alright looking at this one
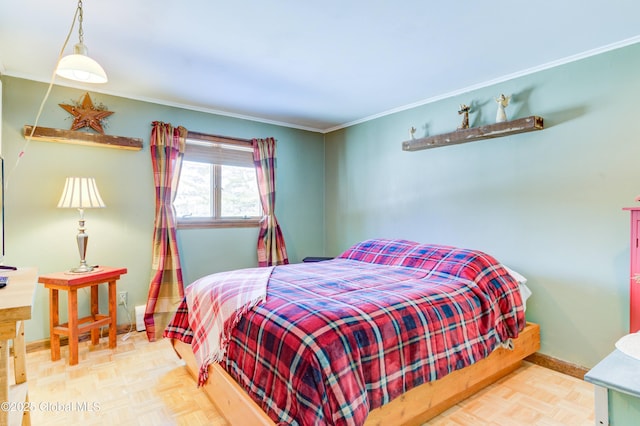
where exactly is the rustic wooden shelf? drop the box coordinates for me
[402,115,544,152]
[24,125,143,151]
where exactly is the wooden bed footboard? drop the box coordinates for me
[171,322,540,425]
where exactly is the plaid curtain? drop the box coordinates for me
[253,137,289,266]
[145,121,187,341]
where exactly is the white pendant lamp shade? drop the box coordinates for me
[56,42,108,84]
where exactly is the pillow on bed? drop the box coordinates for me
[502,265,532,311]
[338,238,425,266]
[339,239,504,282]
[340,238,532,309]
[502,265,527,285]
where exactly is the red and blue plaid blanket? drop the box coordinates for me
[165,239,525,425]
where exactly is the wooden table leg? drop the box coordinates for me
[14,321,27,385]
[14,321,31,425]
[0,338,8,426]
[49,288,60,362]
[90,285,100,345]
[68,289,79,365]
[108,280,117,349]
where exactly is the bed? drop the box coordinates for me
[165,238,540,425]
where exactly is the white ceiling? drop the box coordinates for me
[1,1,640,133]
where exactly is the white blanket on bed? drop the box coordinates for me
[185,266,274,385]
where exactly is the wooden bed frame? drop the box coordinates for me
[171,322,540,425]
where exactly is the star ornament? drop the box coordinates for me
[59,92,114,134]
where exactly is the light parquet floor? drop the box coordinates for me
[22,332,223,425]
[17,331,594,425]
[425,362,595,426]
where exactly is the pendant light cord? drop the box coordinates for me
[77,1,84,45]
[5,2,81,193]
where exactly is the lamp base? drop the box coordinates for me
[69,263,95,274]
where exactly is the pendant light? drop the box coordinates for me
[56,0,107,84]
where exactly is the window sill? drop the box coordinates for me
[177,218,261,229]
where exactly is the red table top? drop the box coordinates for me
[38,266,128,287]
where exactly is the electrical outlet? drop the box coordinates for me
[118,291,127,306]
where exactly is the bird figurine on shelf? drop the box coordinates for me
[495,94,511,123]
[409,126,416,140]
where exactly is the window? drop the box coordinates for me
[174,132,262,228]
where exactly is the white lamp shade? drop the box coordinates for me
[57,177,106,209]
[56,43,108,84]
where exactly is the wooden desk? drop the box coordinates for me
[38,267,127,366]
[0,267,37,426]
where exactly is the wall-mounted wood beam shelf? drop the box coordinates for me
[24,125,143,151]
[402,115,544,152]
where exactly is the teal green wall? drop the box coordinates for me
[0,76,324,342]
[5,42,640,370]
[324,43,640,368]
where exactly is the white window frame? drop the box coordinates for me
[176,132,261,229]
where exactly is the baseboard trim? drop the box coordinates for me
[26,324,138,353]
[525,352,589,380]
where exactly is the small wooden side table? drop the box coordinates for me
[38,267,127,366]
[0,267,37,426]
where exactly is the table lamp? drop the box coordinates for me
[57,177,105,273]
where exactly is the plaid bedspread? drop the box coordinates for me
[165,239,525,425]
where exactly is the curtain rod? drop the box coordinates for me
[187,130,253,145]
